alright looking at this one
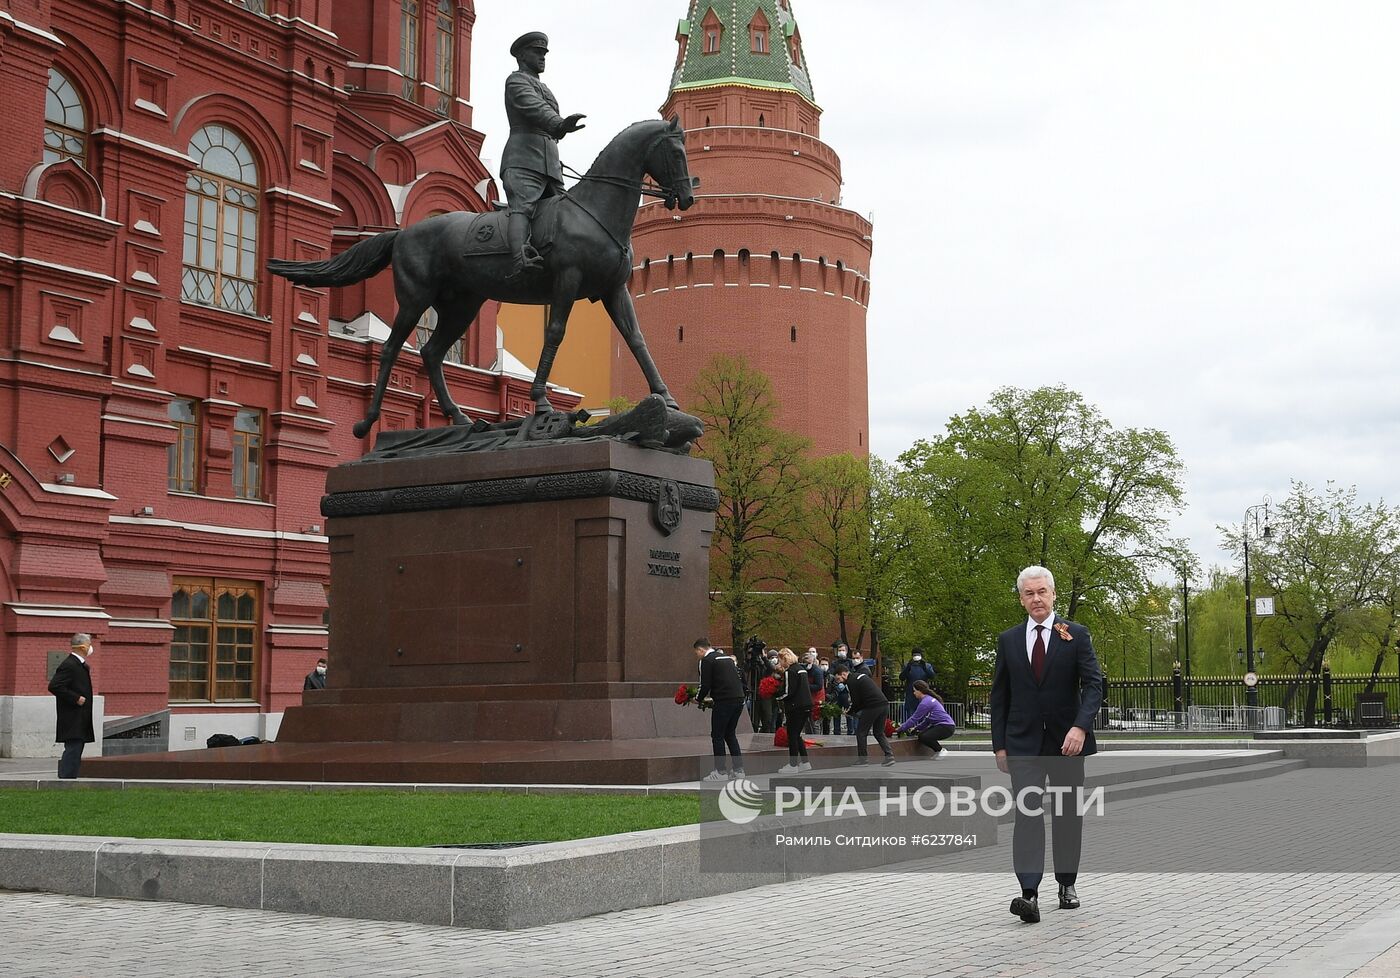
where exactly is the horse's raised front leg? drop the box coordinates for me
[420,296,485,427]
[529,271,582,414]
[354,300,427,438]
[602,284,676,409]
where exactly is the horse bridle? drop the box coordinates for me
[565,129,697,206]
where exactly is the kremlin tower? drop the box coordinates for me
[615,0,873,457]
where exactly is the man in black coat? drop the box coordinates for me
[990,566,1103,924]
[48,632,97,779]
[303,657,328,694]
[830,661,894,767]
[694,638,746,781]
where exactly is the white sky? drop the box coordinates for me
[468,1,1400,569]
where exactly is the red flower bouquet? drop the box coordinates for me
[758,675,782,700]
[674,684,696,706]
[884,717,897,738]
[773,727,821,749]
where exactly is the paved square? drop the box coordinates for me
[3,868,1398,977]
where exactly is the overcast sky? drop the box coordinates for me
[468,1,1400,570]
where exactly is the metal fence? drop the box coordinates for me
[914,671,1399,731]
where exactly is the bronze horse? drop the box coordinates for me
[268,117,695,438]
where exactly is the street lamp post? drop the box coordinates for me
[1148,627,1155,717]
[1121,634,1128,716]
[1242,496,1272,710]
[1180,562,1192,708]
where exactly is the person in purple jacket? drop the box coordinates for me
[895,680,956,756]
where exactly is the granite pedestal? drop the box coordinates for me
[89,439,758,785]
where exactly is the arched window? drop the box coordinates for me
[401,0,421,100]
[434,0,455,115]
[44,68,87,167]
[182,125,260,314]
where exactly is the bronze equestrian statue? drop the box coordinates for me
[267,115,695,440]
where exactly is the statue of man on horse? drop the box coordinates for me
[502,31,587,280]
[266,32,700,449]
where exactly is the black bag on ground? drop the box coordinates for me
[206,733,241,748]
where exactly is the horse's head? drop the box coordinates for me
[647,116,696,211]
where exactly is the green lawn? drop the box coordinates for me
[0,788,701,847]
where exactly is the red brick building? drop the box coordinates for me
[0,0,574,755]
[615,0,872,459]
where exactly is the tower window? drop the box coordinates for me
[678,325,684,343]
[701,8,723,54]
[790,325,797,343]
[758,113,765,128]
[750,9,770,55]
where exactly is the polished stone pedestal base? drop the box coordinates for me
[83,734,928,785]
[89,441,733,785]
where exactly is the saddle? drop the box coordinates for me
[466,197,563,259]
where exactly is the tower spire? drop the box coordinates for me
[669,1,815,106]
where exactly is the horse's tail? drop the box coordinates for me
[266,229,399,286]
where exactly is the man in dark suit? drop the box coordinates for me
[990,566,1103,924]
[502,31,586,278]
[48,632,97,779]
[303,657,327,695]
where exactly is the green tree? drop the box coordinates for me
[937,386,1186,620]
[1223,482,1400,721]
[890,386,1187,697]
[802,453,869,649]
[801,455,914,655]
[691,355,811,653]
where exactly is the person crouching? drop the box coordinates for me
[896,680,956,756]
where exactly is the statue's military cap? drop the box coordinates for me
[510,32,549,57]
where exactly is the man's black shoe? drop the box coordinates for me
[1058,884,1079,909]
[1009,895,1040,923]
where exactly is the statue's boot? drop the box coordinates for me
[506,212,544,280]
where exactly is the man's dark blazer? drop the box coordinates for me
[48,654,94,744]
[990,616,1103,757]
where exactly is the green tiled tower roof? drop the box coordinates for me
[670,0,815,105]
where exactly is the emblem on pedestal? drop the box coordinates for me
[654,479,682,535]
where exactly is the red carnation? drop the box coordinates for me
[774,725,789,748]
[674,683,690,705]
[759,675,782,699]
[884,717,896,738]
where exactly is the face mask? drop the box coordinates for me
[316,665,327,675]
[912,656,922,662]
[769,658,779,667]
